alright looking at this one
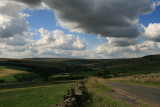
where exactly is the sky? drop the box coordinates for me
[0,0,160,59]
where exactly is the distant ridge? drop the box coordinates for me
[1,54,160,61]
[141,54,160,59]
[142,54,160,58]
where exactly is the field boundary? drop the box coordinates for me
[53,81,90,107]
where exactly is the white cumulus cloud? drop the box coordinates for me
[36,28,88,50]
[143,23,160,42]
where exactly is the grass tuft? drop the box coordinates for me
[85,77,132,107]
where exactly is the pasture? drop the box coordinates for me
[0,65,31,83]
[0,69,29,77]
[0,82,76,107]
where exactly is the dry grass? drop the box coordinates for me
[85,77,112,91]
[0,69,29,77]
[85,77,132,107]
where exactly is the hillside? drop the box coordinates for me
[0,55,160,82]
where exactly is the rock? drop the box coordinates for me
[75,87,83,95]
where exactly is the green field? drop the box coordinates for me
[0,65,27,71]
[0,82,76,107]
[0,65,31,83]
[0,68,29,77]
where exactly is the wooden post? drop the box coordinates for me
[64,95,66,101]
[67,90,70,95]
[71,89,75,96]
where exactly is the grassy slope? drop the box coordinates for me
[0,55,160,82]
[0,82,76,107]
[85,77,132,107]
[0,65,27,71]
[0,65,31,82]
[0,69,29,77]
[1,55,160,78]
[87,55,160,77]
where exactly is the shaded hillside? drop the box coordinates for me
[0,55,160,80]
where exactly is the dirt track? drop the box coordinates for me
[107,81,160,106]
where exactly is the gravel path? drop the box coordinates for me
[107,81,160,106]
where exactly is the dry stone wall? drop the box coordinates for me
[53,81,90,107]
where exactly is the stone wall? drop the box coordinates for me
[53,81,90,107]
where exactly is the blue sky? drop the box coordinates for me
[0,0,160,58]
[139,5,160,26]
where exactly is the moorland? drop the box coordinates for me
[0,55,160,107]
